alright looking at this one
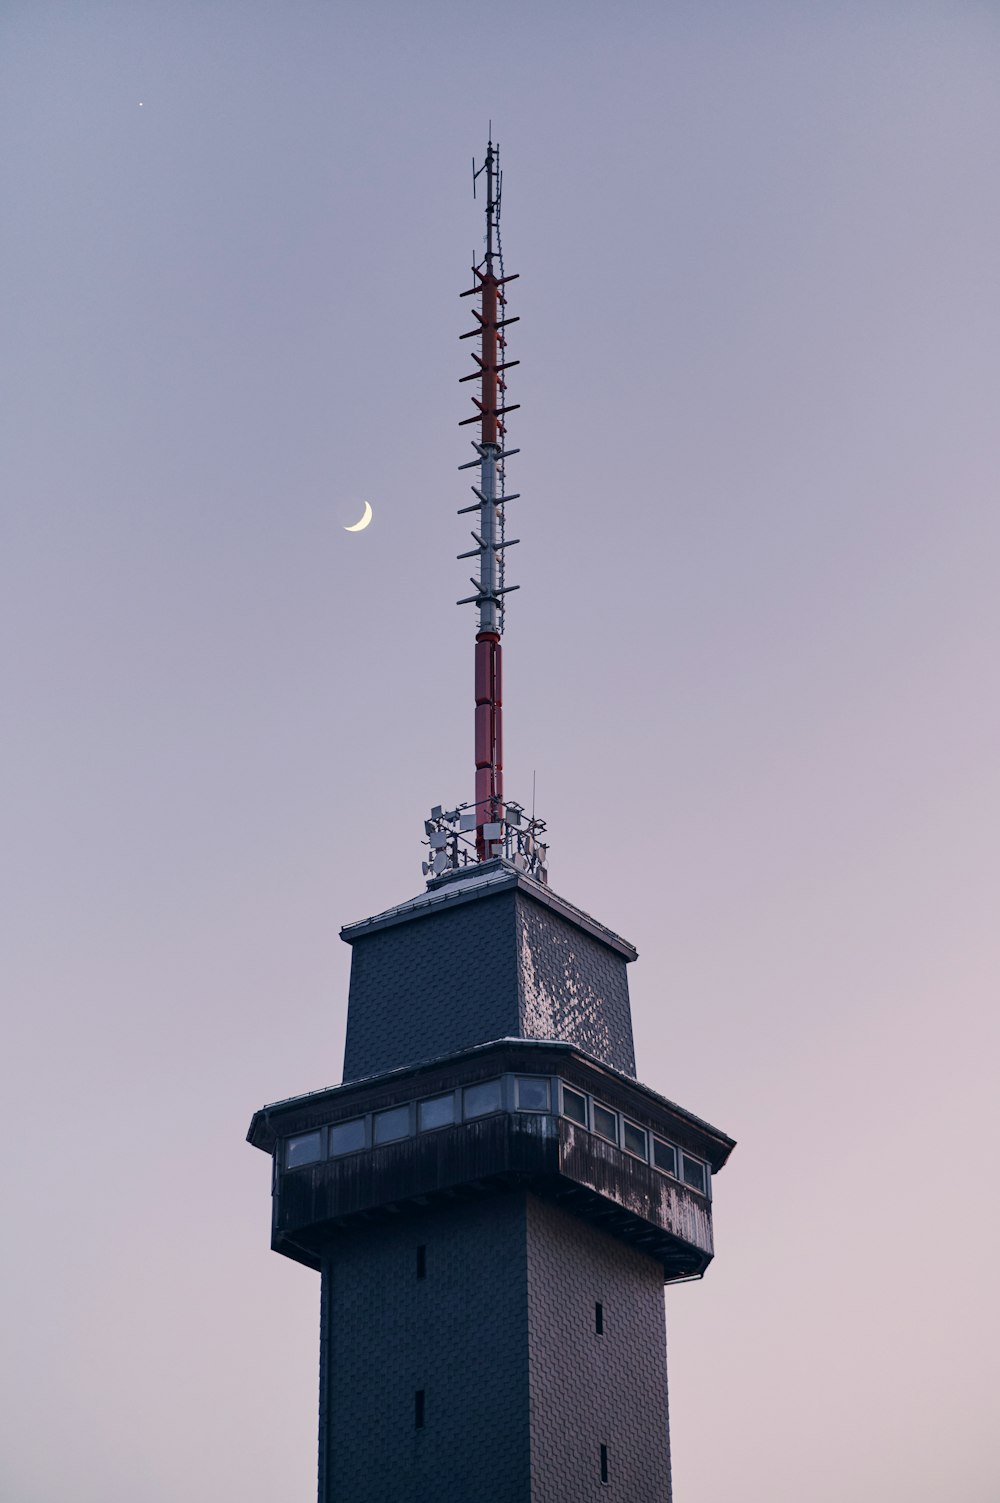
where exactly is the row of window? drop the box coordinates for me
[560,1084,708,1194]
[285,1076,542,1168]
[284,1074,708,1195]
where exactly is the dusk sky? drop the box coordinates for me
[3,4,999,1500]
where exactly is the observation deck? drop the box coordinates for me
[248,1037,735,1283]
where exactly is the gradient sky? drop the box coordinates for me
[3,4,998,1501]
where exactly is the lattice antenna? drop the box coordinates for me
[456,137,522,859]
[420,139,547,886]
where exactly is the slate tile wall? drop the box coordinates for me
[342,891,522,1082]
[515,895,636,1077]
[318,1193,531,1503]
[317,1191,671,1503]
[525,1196,672,1503]
[342,888,636,1083]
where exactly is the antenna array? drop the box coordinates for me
[420,135,547,886]
[421,802,548,884]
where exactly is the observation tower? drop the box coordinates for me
[248,138,735,1503]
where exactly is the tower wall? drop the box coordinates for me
[525,1196,672,1503]
[318,1195,530,1503]
[317,1192,671,1503]
[341,879,637,1083]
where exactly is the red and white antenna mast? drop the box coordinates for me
[458,137,520,859]
[420,137,548,885]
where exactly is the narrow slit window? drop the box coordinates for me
[600,1443,609,1484]
[414,1389,425,1429]
[416,1245,427,1280]
[595,1301,604,1335]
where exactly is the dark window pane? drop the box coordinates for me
[463,1079,502,1118]
[622,1121,647,1159]
[593,1104,618,1143]
[418,1094,455,1131]
[562,1087,588,1126]
[373,1106,410,1144]
[682,1154,707,1192]
[652,1138,677,1176]
[330,1118,365,1157]
[516,1077,550,1111]
[286,1131,322,1168]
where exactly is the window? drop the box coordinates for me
[600,1443,609,1484]
[416,1245,427,1280]
[418,1093,455,1131]
[622,1120,647,1159]
[682,1154,707,1193]
[329,1118,365,1157]
[592,1103,618,1144]
[516,1076,550,1111]
[286,1131,322,1169]
[463,1079,502,1119]
[562,1086,588,1126]
[652,1138,677,1176]
[414,1390,425,1429]
[373,1105,410,1144]
[595,1301,604,1335]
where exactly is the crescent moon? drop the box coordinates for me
[344,500,373,532]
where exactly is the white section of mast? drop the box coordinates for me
[478,446,499,635]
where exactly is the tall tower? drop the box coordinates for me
[248,139,735,1503]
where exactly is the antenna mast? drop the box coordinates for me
[459,137,520,859]
[420,137,547,886]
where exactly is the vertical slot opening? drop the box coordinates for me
[595,1301,604,1335]
[416,1244,427,1280]
[415,1389,425,1429]
[600,1443,609,1484]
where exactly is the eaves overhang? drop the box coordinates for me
[338,859,638,962]
[247,1035,736,1171]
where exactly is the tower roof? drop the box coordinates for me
[341,858,637,962]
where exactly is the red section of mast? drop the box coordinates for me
[474,633,502,857]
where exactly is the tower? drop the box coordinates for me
[248,139,735,1503]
